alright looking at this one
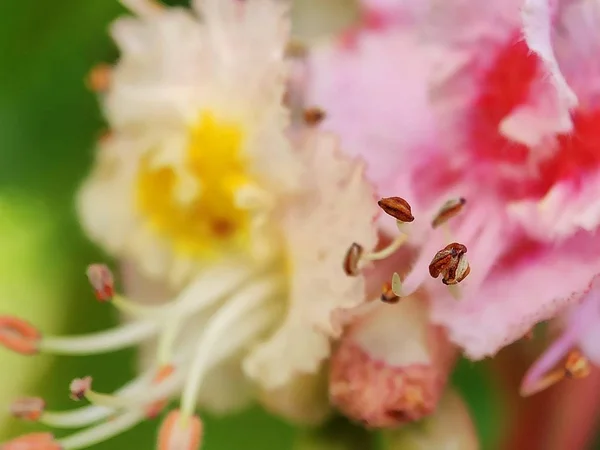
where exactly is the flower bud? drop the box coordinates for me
[330,296,455,428]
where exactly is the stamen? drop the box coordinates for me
[432,198,466,228]
[146,365,176,418]
[70,377,93,401]
[428,243,470,285]
[40,320,157,355]
[377,197,415,223]
[343,243,364,276]
[86,64,111,93]
[380,282,400,304]
[10,397,45,421]
[39,266,255,355]
[158,410,203,450]
[86,264,114,302]
[0,432,60,450]
[521,350,591,397]
[57,410,145,450]
[391,238,445,298]
[362,233,408,262]
[0,316,40,355]
[70,376,146,411]
[179,276,278,418]
[303,107,326,126]
[565,350,591,379]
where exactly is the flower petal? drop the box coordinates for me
[307,28,437,197]
[243,130,378,388]
[521,0,578,112]
[552,0,600,102]
[509,170,600,241]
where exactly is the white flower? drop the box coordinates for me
[0,1,378,448]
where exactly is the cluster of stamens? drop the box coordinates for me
[0,263,206,450]
[343,195,470,303]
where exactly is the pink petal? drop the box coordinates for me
[509,170,600,241]
[552,0,600,102]
[307,29,437,196]
[430,231,600,359]
[521,0,578,112]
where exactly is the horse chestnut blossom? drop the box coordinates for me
[307,0,600,401]
[0,0,383,448]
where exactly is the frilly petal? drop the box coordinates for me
[243,130,379,388]
[552,0,600,103]
[521,0,578,112]
[307,28,437,196]
[509,170,600,241]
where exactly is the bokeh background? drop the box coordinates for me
[0,1,581,448]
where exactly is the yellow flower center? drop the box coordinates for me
[136,112,252,259]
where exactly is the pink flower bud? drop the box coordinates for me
[330,297,455,428]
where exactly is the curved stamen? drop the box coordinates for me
[179,276,280,418]
[392,236,445,298]
[86,264,114,302]
[38,304,279,431]
[0,316,40,355]
[58,410,145,450]
[39,320,157,355]
[362,232,408,262]
[112,263,256,320]
[520,324,580,397]
[38,265,257,355]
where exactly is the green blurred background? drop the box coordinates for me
[0,1,504,448]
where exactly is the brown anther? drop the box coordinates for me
[380,282,400,304]
[432,197,466,228]
[428,243,470,285]
[565,350,591,379]
[303,107,326,126]
[10,397,45,422]
[158,410,203,450]
[86,63,112,92]
[69,376,92,401]
[343,243,364,276]
[377,197,414,222]
[0,316,40,355]
[146,365,175,419]
[0,432,61,450]
[86,264,114,302]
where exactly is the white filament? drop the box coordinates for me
[59,410,144,450]
[179,276,279,416]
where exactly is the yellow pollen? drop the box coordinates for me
[136,111,252,259]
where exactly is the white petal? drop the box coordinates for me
[244,130,379,388]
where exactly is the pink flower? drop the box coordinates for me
[307,0,600,365]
